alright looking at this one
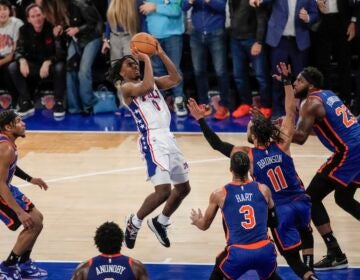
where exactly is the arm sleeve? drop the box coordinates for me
[198,118,234,158]
[14,166,32,182]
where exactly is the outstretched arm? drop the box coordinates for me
[190,190,222,230]
[273,63,296,153]
[154,42,182,90]
[15,166,48,190]
[187,98,236,157]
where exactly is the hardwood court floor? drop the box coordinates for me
[0,132,359,266]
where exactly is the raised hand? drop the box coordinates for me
[187,98,206,120]
[272,62,291,82]
[155,40,164,56]
[131,46,149,61]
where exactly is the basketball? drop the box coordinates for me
[130,32,157,56]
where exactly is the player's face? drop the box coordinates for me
[12,116,26,138]
[120,58,140,80]
[293,74,309,99]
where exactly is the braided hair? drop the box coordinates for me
[250,115,283,146]
[109,55,138,86]
[94,222,124,254]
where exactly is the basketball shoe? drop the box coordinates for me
[17,259,47,278]
[124,214,140,249]
[0,263,21,280]
[313,254,348,271]
[147,216,170,247]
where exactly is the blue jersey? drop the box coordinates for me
[87,254,135,280]
[222,181,268,245]
[0,135,17,186]
[251,143,305,205]
[310,90,360,152]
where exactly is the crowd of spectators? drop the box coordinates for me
[0,0,359,120]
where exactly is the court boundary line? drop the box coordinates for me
[27,130,248,136]
[36,260,360,268]
[17,155,328,187]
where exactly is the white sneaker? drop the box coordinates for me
[174,96,188,117]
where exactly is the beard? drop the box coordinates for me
[294,89,308,99]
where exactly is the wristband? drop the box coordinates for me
[282,76,292,86]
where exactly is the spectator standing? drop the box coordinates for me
[251,0,318,119]
[312,0,359,108]
[182,0,230,120]
[140,0,187,117]
[8,3,66,117]
[229,0,271,119]
[102,0,144,65]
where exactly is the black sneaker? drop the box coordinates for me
[17,100,35,117]
[314,254,348,271]
[53,101,66,117]
[124,214,140,249]
[147,216,170,247]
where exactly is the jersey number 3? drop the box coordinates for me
[239,205,256,229]
[267,166,288,192]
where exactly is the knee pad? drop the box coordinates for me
[300,227,314,250]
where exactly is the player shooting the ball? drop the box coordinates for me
[111,36,191,249]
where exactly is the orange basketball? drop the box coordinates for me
[130,32,157,56]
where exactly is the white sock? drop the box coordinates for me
[131,214,142,228]
[157,213,170,225]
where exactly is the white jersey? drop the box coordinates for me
[126,84,171,133]
[124,83,189,182]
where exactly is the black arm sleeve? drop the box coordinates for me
[267,206,278,228]
[198,118,234,158]
[14,166,32,182]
